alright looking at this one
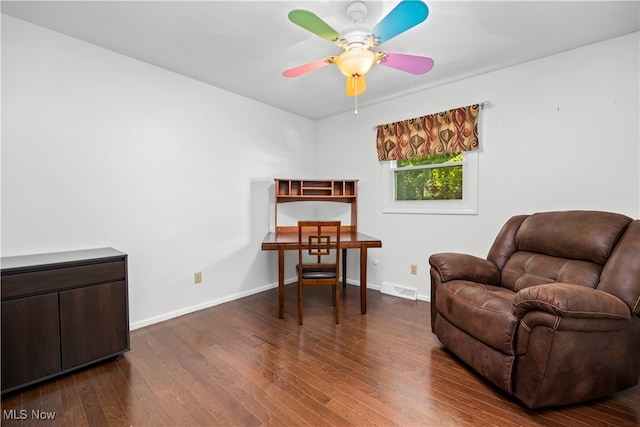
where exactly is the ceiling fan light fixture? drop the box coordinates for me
[335,47,376,77]
[284,1,433,98]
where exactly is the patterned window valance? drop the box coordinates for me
[376,104,480,161]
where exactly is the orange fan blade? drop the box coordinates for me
[346,76,366,96]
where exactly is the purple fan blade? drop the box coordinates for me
[380,52,434,75]
[283,58,333,77]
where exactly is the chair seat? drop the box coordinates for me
[296,265,337,279]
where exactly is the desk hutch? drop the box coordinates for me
[274,178,358,233]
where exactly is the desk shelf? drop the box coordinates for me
[276,179,356,200]
[274,179,358,232]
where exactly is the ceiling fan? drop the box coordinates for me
[283,0,434,97]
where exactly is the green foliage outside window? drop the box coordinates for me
[395,152,463,200]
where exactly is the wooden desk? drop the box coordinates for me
[262,231,382,319]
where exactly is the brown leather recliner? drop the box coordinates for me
[429,210,640,409]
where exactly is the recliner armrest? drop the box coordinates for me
[429,253,500,285]
[512,283,631,321]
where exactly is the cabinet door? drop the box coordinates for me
[59,280,129,369]
[1,294,61,391]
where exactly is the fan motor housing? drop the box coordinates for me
[346,1,368,23]
[339,26,373,48]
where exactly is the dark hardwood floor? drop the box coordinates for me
[2,284,639,426]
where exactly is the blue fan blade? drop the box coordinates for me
[371,1,429,45]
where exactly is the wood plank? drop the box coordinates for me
[2,285,638,426]
[57,372,88,426]
[72,369,110,427]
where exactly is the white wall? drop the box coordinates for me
[315,32,640,300]
[1,15,316,327]
[2,15,638,326]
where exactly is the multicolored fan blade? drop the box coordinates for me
[283,57,334,78]
[288,10,341,42]
[371,1,429,45]
[346,76,367,96]
[379,52,434,75]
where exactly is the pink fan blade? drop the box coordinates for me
[283,58,334,77]
[379,52,434,75]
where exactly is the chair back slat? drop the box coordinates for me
[296,221,341,325]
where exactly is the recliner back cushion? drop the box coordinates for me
[514,211,631,265]
[500,211,632,292]
[501,252,602,292]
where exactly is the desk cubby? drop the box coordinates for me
[274,179,358,233]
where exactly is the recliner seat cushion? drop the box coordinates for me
[436,280,519,355]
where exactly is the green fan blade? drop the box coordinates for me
[288,10,341,43]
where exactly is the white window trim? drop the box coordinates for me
[381,151,478,215]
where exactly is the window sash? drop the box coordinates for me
[395,160,463,171]
[394,163,464,201]
[382,152,478,215]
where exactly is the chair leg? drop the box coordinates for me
[335,282,340,324]
[342,248,347,289]
[298,281,303,325]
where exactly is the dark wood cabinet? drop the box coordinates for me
[1,248,129,394]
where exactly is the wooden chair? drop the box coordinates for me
[296,221,341,325]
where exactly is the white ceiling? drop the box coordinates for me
[3,1,639,120]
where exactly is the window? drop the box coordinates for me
[382,151,478,214]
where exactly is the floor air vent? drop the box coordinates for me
[380,282,418,301]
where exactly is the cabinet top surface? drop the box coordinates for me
[1,247,126,272]
[274,178,359,182]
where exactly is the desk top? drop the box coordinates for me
[261,231,382,250]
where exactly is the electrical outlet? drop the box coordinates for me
[410,264,417,275]
[194,272,202,284]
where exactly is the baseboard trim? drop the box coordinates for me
[129,277,426,330]
[130,278,296,330]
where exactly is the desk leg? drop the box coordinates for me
[360,246,368,314]
[342,248,347,289]
[278,245,285,319]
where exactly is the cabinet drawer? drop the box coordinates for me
[1,260,126,299]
